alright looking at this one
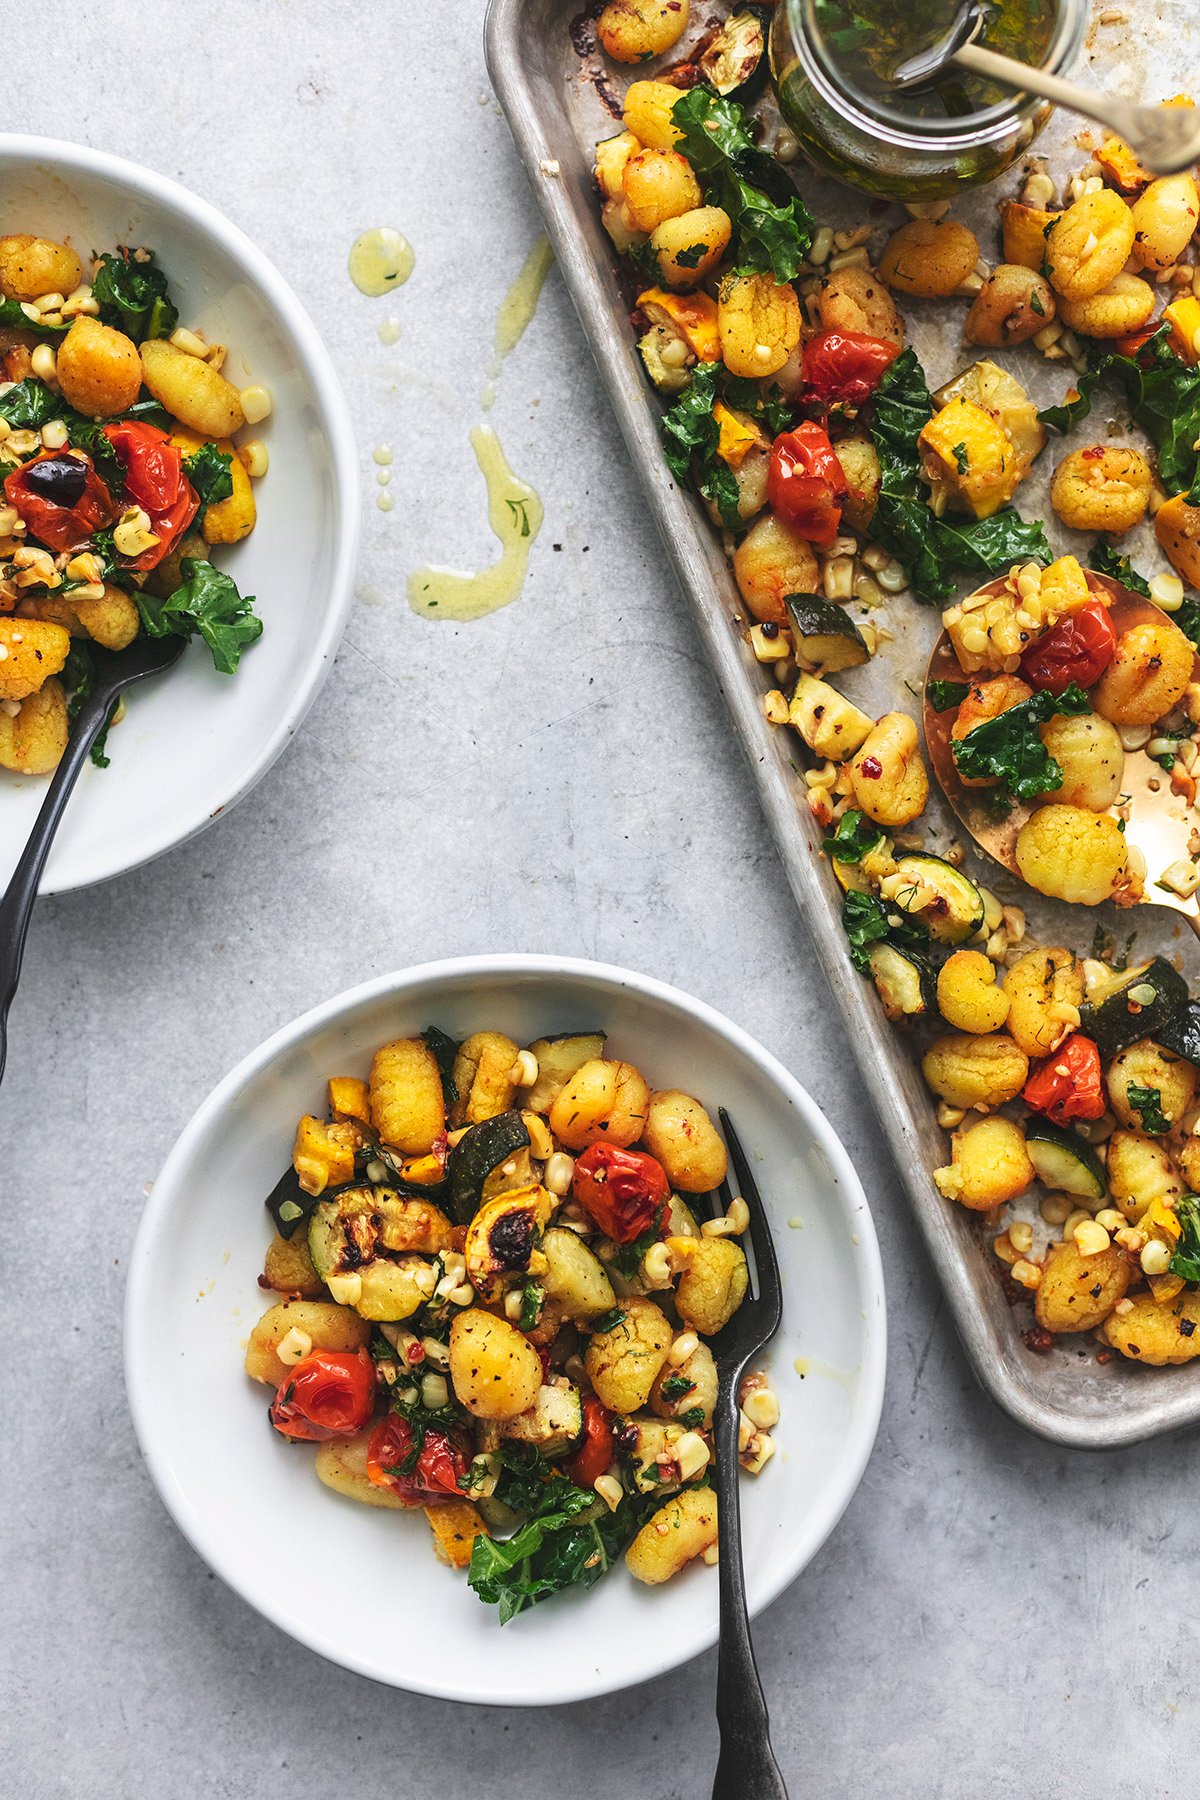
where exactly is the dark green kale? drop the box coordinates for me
[669,87,812,281]
[61,642,117,769]
[950,682,1091,800]
[822,808,885,864]
[467,1476,639,1623]
[841,889,928,975]
[136,558,263,675]
[1086,541,1151,597]
[0,298,67,337]
[925,679,971,713]
[182,442,235,508]
[1127,1083,1170,1136]
[92,248,178,341]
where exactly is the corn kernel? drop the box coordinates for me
[1073,1219,1112,1256]
[743,1385,780,1430]
[543,1151,575,1196]
[240,384,272,425]
[1008,1220,1034,1255]
[240,438,269,479]
[594,1473,624,1512]
[1140,1239,1173,1275]
[276,1326,312,1366]
[170,326,209,358]
[325,1271,363,1306]
[30,344,57,383]
[676,1432,711,1482]
[667,1331,699,1368]
[510,1049,539,1087]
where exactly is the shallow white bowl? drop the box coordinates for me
[125,955,886,1705]
[0,136,358,894]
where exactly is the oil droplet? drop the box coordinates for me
[407,424,542,623]
[493,235,555,365]
[349,229,414,297]
[376,468,391,486]
[377,492,394,513]
[373,445,393,466]
[377,318,402,345]
[794,1354,858,1390]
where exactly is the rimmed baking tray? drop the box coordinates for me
[485,0,1200,1446]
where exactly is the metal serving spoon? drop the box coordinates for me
[892,0,1200,177]
[921,572,1200,938]
[0,632,186,1084]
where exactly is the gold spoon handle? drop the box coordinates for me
[954,42,1200,175]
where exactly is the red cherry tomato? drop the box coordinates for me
[767,422,848,549]
[4,452,116,553]
[268,1349,376,1442]
[1023,1033,1107,1123]
[571,1143,670,1245]
[1112,323,1161,360]
[366,1414,469,1506]
[566,1394,615,1488]
[1019,598,1117,694]
[102,420,199,570]
[801,330,900,406]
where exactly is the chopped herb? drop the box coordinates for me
[518,1279,545,1333]
[841,889,928,975]
[1170,1193,1200,1284]
[506,497,532,537]
[950,681,1091,801]
[925,678,971,713]
[1127,1083,1170,1135]
[1030,290,1046,317]
[467,1475,639,1622]
[660,1373,695,1402]
[822,808,885,864]
[590,1307,628,1336]
[951,442,970,475]
[136,557,263,675]
[677,1407,707,1429]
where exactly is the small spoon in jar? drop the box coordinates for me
[921,571,1200,937]
[892,0,1200,177]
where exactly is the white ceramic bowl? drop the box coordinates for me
[125,956,886,1705]
[0,136,358,893]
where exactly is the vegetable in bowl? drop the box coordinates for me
[245,1024,779,1621]
[0,233,267,774]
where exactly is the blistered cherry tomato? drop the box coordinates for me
[1020,598,1117,694]
[102,420,199,570]
[366,1414,469,1506]
[766,421,848,548]
[566,1394,615,1488]
[1023,1033,1106,1123]
[571,1143,670,1245]
[802,330,900,406]
[4,451,115,552]
[268,1349,376,1442]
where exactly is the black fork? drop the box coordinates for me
[708,1108,788,1800]
[0,633,186,1085]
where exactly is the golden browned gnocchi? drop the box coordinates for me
[1044,189,1136,300]
[1129,173,1200,271]
[0,233,82,300]
[1106,1131,1183,1219]
[0,618,71,701]
[812,265,904,346]
[451,1030,520,1126]
[584,1296,673,1411]
[370,1037,446,1153]
[597,0,689,63]
[626,1487,719,1584]
[1001,948,1083,1059]
[622,78,685,148]
[641,1090,727,1191]
[448,1310,543,1420]
[717,270,802,378]
[140,336,246,438]
[733,512,820,625]
[55,316,143,418]
[1050,444,1151,536]
[1056,271,1155,339]
[1038,713,1124,812]
[1092,619,1195,726]
[244,1300,370,1387]
[1100,1291,1200,1364]
[1013,806,1128,906]
[675,1237,749,1336]
[0,678,68,774]
[936,950,1010,1035]
[548,1057,650,1149]
[651,206,733,289]
[1035,1240,1132,1333]
[879,217,980,298]
[1106,1039,1197,1133]
[848,712,930,826]
[935,1116,1033,1210]
[963,264,1056,346]
[621,148,702,232]
[921,1033,1029,1109]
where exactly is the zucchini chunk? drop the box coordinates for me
[307,1185,455,1281]
[889,853,985,945]
[1157,999,1200,1069]
[1025,1119,1106,1203]
[463,1183,553,1302]
[786,593,870,674]
[524,1033,607,1114]
[265,1165,313,1240]
[867,942,934,1021]
[541,1226,617,1320]
[447,1110,531,1225]
[1079,957,1189,1060]
[497,1383,584,1458]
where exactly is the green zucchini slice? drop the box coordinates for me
[890,853,985,945]
[524,1032,606,1113]
[1025,1119,1106,1202]
[1078,957,1189,1060]
[867,942,934,1021]
[307,1185,453,1279]
[786,593,870,674]
[447,1109,531,1225]
[1156,999,1200,1068]
[265,1166,313,1240]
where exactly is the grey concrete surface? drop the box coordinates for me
[0,4,1190,1797]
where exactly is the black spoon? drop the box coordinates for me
[0,632,185,1084]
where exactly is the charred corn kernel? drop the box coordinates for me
[676,1432,711,1482]
[1141,1239,1173,1275]
[509,1049,539,1087]
[636,287,720,362]
[276,1326,313,1366]
[1096,1209,1126,1232]
[326,1271,363,1306]
[667,1331,700,1368]
[713,401,761,468]
[1010,1260,1042,1289]
[742,1431,776,1475]
[448,1282,475,1307]
[1008,1220,1034,1255]
[702,1541,722,1566]
[239,385,272,425]
[1149,571,1185,611]
[763,688,789,725]
[240,438,269,478]
[543,1150,575,1196]
[63,550,102,585]
[412,1263,438,1298]
[421,1373,449,1410]
[39,420,67,451]
[937,1103,967,1128]
[520,1110,553,1161]
[992,1231,1018,1264]
[12,545,60,588]
[61,283,98,318]
[1063,1209,1092,1239]
[112,506,159,559]
[742,1385,780,1430]
[169,326,209,358]
[30,344,56,383]
[642,1241,674,1288]
[702,1197,749,1238]
[594,1473,625,1512]
[1073,1219,1112,1255]
[421,1335,451,1368]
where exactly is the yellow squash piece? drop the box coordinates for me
[918,396,1018,519]
[1164,294,1200,365]
[636,287,720,362]
[328,1076,371,1125]
[713,402,761,468]
[292,1115,358,1196]
[1096,97,1195,193]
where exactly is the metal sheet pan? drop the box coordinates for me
[485,0,1200,1446]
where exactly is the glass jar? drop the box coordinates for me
[769,0,1087,201]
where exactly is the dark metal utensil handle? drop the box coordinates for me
[0,681,116,1082]
[711,1376,788,1800]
